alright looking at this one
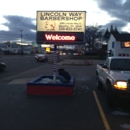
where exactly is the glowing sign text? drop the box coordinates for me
[121,41,130,48]
[45,34,75,41]
[124,42,130,47]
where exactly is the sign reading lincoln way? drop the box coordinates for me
[36,11,86,45]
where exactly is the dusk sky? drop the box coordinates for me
[0,0,130,44]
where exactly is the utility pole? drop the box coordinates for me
[19,30,28,55]
[20,30,23,55]
[20,30,23,43]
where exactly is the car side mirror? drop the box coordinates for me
[102,65,108,69]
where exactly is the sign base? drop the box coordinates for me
[26,75,75,96]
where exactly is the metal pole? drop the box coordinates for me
[20,30,23,43]
[20,30,23,55]
[57,45,60,60]
[53,45,57,82]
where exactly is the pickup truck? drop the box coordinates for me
[96,56,130,106]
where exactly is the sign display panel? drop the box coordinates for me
[36,11,86,45]
[37,32,84,44]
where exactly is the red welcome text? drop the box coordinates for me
[45,34,75,41]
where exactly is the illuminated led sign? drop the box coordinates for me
[45,34,75,41]
[46,47,50,52]
[36,11,86,44]
[37,32,84,44]
[121,41,130,48]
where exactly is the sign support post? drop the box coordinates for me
[53,44,57,82]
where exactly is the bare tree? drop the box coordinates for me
[85,25,103,51]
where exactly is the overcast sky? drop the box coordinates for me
[0,0,129,43]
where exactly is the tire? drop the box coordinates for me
[1,66,5,72]
[37,59,39,62]
[46,58,48,62]
[106,83,116,106]
[96,76,103,90]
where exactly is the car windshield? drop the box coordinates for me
[37,54,45,56]
[110,59,130,71]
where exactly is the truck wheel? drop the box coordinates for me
[45,58,48,62]
[1,66,5,72]
[97,78,103,90]
[106,83,116,106]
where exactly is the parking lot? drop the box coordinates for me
[0,56,130,130]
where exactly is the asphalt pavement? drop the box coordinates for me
[0,58,106,130]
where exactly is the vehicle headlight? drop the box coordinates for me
[114,81,127,90]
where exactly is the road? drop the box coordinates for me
[0,55,47,80]
[0,54,67,80]
[0,55,130,130]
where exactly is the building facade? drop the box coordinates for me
[107,34,130,57]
